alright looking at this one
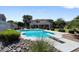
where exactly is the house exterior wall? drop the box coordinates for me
[0,21,10,31]
[0,14,6,22]
[0,14,17,31]
[0,21,17,31]
[30,20,52,25]
[30,19,52,29]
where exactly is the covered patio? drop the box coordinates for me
[30,24,51,29]
[30,19,52,30]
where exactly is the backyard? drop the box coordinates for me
[0,7,79,52]
[0,30,58,52]
[0,27,79,52]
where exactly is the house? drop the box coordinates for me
[30,19,53,30]
[0,14,17,31]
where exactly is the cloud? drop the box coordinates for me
[63,6,79,9]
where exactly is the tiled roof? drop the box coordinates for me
[32,19,53,21]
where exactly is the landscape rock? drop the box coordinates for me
[0,40,31,52]
[2,47,10,52]
[16,47,21,52]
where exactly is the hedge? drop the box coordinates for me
[0,30,20,45]
[58,29,65,32]
[69,29,74,34]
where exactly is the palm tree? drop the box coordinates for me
[23,15,32,28]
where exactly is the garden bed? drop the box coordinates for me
[63,34,79,42]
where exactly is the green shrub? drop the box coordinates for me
[51,28,55,31]
[0,30,20,45]
[75,28,79,33]
[30,40,57,52]
[58,29,65,32]
[69,29,74,34]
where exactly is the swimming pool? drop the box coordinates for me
[18,29,65,44]
[18,29,54,38]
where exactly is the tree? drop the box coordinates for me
[7,20,14,23]
[67,16,79,29]
[7,20,17,25]
[23,15,32,28]
[74,15,79,19]
[48,20,56,29]
[55,18,66,29]
[17,22,24,27]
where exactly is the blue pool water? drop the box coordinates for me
[18,29,54,38]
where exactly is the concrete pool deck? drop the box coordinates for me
[20,29,79,52]
[46,30,79,52]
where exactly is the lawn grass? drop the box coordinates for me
[64,29,69,33]
[51,28,69,33]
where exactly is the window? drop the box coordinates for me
[36,20,40,23]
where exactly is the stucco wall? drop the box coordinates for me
[0,23,11,31]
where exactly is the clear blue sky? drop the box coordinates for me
[0,6,79,22]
